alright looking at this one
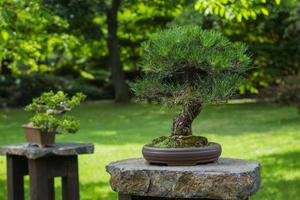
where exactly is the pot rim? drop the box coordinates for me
[22,124,56,134]
[143,142,221,151]
[22,124,40,129]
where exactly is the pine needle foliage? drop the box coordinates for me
[132,26,251,106]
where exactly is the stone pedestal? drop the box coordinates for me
[0,143,94,200]
[0,142,94,159]
[106,158,260,200]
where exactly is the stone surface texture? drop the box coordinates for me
[106,158,260,200]
[0,142,94,159]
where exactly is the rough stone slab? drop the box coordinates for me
[0,142,94,159]
[106,158,260,200]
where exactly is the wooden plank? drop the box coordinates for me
[48,178,55,200]
[7,155,28,200]
[7,154,81,200]
[28,159,55,200]
[62,156,79,200]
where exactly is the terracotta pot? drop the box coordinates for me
[23,125,56,147]
[142,143,222,166]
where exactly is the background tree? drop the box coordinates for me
[106,0,130,103]
[0,0,79,75]
[43,0,187,103]
[132,26,250,139]
[105,0,188,102]
[0,0,299,107]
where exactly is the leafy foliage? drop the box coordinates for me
[0,0,299,107]
[25,91,86,134]
[195,0,281,21]
[230,0,300,93]
[0,74,104,108]
[172,0,300,94]
[0,0,84,75]
[0,0,187,105]
[132,26,250,106]
[261,75,300,113]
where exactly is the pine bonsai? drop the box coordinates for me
[132,26,251,148]
[24,91,86,134]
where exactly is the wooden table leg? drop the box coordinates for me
[62,156,79,200]
[48,178,55,200]
[28,159,55,200]
[7,155,28,200]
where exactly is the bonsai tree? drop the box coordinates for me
[24,91,86,134]
[132,26,251,148]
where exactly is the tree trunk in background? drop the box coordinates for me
[172,102,202,136]
[107,0,130,103]
[0,59,12,75]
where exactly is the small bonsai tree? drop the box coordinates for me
[25,91,86,134]
[132,26,251,147]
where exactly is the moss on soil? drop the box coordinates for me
[147,135,210,148]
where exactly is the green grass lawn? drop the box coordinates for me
[0,101,299,199]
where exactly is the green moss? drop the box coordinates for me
[155,138,177,148]
[147,135,209,148]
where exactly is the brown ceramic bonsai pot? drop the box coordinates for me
[23,125,56,147]
[142,143,222,166]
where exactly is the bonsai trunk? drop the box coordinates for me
[172,102,202,136]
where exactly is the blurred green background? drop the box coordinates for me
[1,0,299,105]
[0,0,299,199]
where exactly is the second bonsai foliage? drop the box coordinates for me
[24,91,86,147]
[133,26,251,149]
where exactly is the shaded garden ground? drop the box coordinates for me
[0,101,299,199]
